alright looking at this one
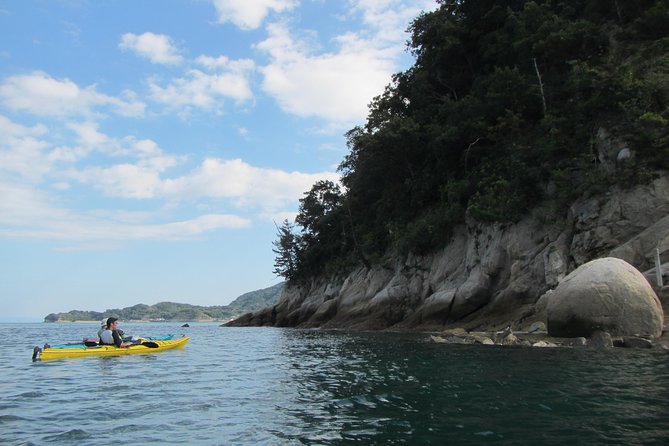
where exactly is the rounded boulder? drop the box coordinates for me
[546,257,663,338]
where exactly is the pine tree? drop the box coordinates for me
[272,220,298,280]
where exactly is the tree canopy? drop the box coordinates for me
[274,0,669,282]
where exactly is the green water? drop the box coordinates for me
[2,323,668,444]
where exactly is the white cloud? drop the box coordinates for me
[196,55,255,73]
[253,1,437,126]
[0,111,338,247]
[15,121,338,219]
[44,122,181,170]
[0,180,249,242]
[119,32,183,65]
[0,151,336,243]
[211,0,297,30]
[257,23,395,124]
[74,163,164,199]
[0,182,71,229]
[161,158,340,213]
[64,130,180,198]
[68,121,110,149]
[148,65,254,110]
[0,115,51,181]
[350,0,436,44]
[0,115,250,242]
[0,71,145,118]
[73,155,339,215]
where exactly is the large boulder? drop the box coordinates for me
[546,257,664,338]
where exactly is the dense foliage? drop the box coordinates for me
[44,283,284,322]
[274,0,669,281]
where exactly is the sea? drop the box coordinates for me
[1,322,668,445]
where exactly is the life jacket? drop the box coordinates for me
[99,329,115,345]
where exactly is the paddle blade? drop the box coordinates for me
[141,341,159,348]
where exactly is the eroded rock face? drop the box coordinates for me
[546,258,664,338]
[228,175,669,332]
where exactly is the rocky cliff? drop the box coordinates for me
[229,174,669,332]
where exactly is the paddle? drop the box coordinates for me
[83,340,159,348]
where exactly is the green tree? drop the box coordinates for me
[277,0,669,281]
[272,220,298,280]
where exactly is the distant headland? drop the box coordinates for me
[44,283,283,323]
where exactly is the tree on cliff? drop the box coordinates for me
[272,220,298,280]
[274,0,669,282]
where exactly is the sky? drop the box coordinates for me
[0,0,437,321]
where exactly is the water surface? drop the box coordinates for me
[1,323,668,445]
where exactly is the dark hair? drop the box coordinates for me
[106,317,118,328]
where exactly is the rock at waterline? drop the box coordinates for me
[546,257,664,338]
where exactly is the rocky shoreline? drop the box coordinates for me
[424,257,669,350]
[428,324,669,350]
[228,175,669,348]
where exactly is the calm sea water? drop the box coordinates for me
[1,322,668,445]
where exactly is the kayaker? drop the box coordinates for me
[99,317,133,348]
[96,318,125,340]
[96,319,106,339]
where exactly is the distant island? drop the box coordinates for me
[44,282,284,323]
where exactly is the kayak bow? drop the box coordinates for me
[33,336,189,361]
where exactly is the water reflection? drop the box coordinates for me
[2,324,669,445]
[272,330,669,445]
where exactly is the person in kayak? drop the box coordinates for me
[99,317,133,348]
[96,318,125,341]
[96,319,107,338]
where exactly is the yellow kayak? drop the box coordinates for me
[33,337,190,361]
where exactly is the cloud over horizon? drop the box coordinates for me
[0,72,146,118]
[0,0,434,247]
[0,111,337,245]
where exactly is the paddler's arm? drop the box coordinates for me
[112,330,133,348]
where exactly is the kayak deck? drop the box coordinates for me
[49,334,175,349]
[34,336,189,361]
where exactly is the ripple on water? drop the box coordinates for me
[3,324,669,445]
[0,414,29,423]
[42,429,91,442]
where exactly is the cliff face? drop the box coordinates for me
[230,174,669,331]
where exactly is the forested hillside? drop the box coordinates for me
[44,282,284,322]
[274,0,669,282]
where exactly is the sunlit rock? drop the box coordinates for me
[546,258,664,338]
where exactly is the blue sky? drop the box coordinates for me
[0,0,436,321]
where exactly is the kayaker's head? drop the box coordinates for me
[106,317,118,329]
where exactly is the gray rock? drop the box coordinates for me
[617,337,654,349]
[532,341,558,348]
[562,337,588,347]
[588,331,613,349]
[469,333,495,345]
[430,335,447,343]
[429,335,472,345]
[499,332,522,346]
[442,327,468,337]
[229,176,669,332]
[526,321,547,334]
[546,257,664,338]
